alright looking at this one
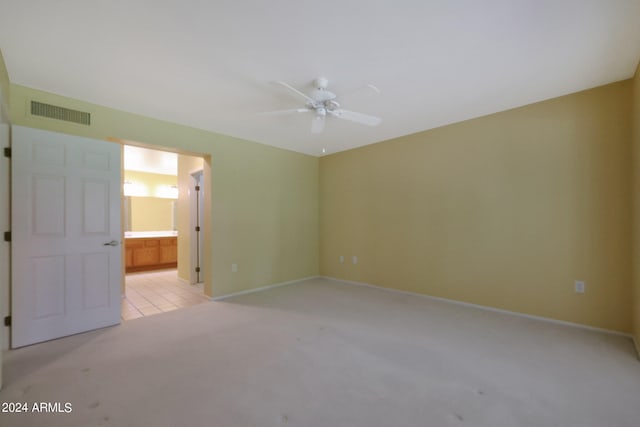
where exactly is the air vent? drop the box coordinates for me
[30,101,91,126]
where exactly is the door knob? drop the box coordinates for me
[103,240,119,247]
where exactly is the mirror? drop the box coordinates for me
[124,196,176,232]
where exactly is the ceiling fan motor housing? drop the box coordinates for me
[265,77,381,133]
[314,77,329,89]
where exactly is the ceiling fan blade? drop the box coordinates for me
[330,109,381,127]
[340,84,381,99]
[365,84,381,95]
[258,108,311,116]
[273,81,315,103]
[311,114,326,134]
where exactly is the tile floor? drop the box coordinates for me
[121,269,209,321]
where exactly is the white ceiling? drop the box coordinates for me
[124,145,177,176]
[1,1,639,157]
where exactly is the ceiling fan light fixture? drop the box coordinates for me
[310,88,336,102]
[265,77,381,134]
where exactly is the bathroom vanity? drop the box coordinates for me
[124,231,178,273]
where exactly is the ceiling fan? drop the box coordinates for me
[261,77,381,134]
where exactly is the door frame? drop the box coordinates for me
[190,169,204,285]
[114,139,212,297]
[0,122,9,389]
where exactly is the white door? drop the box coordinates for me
[11,126,122,348]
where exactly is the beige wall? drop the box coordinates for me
[129,197,174,232]
[321,80,633,333]
[124,170,177,232]
[10,84,319,298]
[0,49,8,111]
[177,154,204,282]
[632,62,640,354]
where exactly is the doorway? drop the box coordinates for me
[121,145,208,321]
[5,129,213,349]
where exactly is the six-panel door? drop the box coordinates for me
[11,126,122,348]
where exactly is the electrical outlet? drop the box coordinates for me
[352,256,358,265]
[574,280,585,294]
[232,263,238,273]
[339,255,344,263]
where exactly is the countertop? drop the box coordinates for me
[124,231,178,239]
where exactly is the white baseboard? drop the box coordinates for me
[211,276,320,301]
[322,276,633,339]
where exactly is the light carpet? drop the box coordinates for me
[1,278,639,427]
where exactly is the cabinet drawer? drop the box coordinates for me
[126,239,144,249]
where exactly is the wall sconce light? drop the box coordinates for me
[123,180,148,197]
[155,185,179,199]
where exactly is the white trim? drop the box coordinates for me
[0,123,9,353]
[322,276,633,338]
[211,276,320,301]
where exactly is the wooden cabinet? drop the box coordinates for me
[159,238,178,264]
[125,236,177,273]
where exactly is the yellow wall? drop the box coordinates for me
[632,62,640,354]
[321,80,633,333]
[129,198,174,232]
[177,154,204,282]
[0,49,8,113]
[10,84,319,298]
[124,170,177,232]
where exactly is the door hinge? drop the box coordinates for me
[4,316,11,327]
[3,231,10,242]
[195,267,201,273]
[195,185,200,192]
[3,147,10,158]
